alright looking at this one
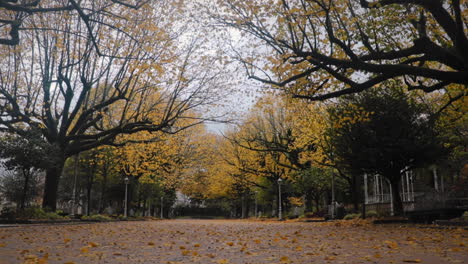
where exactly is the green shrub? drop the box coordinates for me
[81,214,112,222]
[304,211,315,218]
[462,211,468,221]
[13,207,65,220]
[286,213,299,219]
[343,213,361,220]
[366,210,378,218]
[0,207,16,220]
[118,214,127,220]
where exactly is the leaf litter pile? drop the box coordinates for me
[0,219,466,264]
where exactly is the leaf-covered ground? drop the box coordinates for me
[0,219,466,264]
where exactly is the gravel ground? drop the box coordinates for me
[0,219,466,264]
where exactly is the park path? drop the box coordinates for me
[0,219,466,264]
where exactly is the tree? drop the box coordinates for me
[211,0,467,101]
[292,167,333,212]
[326,87,448,215]
[0,132,52,209]
[0,169,43,209]
[0,1,222,211]
[0,0,148,48]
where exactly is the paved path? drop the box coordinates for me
[0,219,466,263]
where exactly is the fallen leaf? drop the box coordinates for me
[88,242,99,247]
[80,247,89,253]
[384,240,399,249]
[403,259,422,263]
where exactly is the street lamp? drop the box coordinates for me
[124,176,129,218]
[277,178,283,220]
[254,190,258,218]
[160,196,164,219]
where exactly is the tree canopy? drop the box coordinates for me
[211,0,467,101]
[326,86,448,214]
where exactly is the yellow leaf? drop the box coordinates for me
[403,259,422,263]
[88,242,99,247]
[217,259,229,264]
[384,240,399,249]
[80,247,89,253]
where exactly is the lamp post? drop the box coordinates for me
[124,176,129,218]
[277,178,283,220]
[254,191,258,218]
[160,196,164,219]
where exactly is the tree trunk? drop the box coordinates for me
[20,169,31,209]
[241,195,246,219]
[351,176,359,212]
[390,178,404,216]
[305,192,313,212]
[98,169,108,213]
[42,160,65,211]
[86,178,92,216]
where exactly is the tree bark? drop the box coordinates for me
[390,178,404,216]
[351,175,360,212]
[86,176,92,216]
[98,169,108,214]
[42,160,65,211]
[20,169,31,209]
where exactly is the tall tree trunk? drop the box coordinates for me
[315,197,320,212]
[351,175,359,212]
[390,178,403,216]
[305,192,313,212]
[20,169,31,209]
[98,169,108,214]
[241,195,246,219]
[42,160,65,211]
[87,178,92,216]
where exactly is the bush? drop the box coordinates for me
[304,210,327,218]
[81,214,112,222]
[304,211,315,218]
[462,211,468,221]
[366,210,378,218]
[0,206,16,220]
[4,207,66,220]
[286,213,299,219]
[343,213,361,220]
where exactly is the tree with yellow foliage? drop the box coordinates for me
[0,1,224,211]
[210,0,467,101]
